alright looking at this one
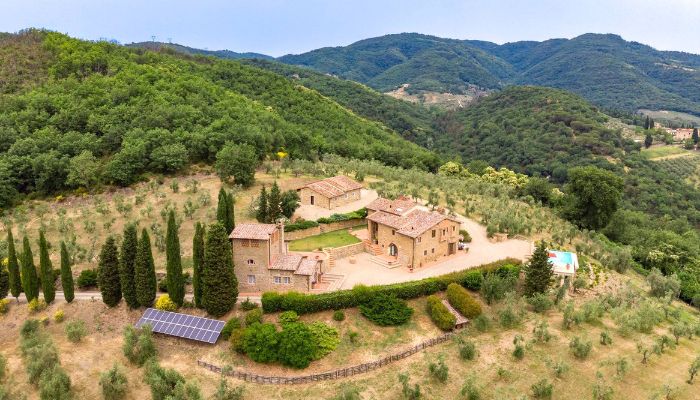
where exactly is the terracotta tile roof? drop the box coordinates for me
[269,254,303,271]
[367,209,459,238]
[294,258,319,276]
[366,196,416,216]
[229,223,277,240]
[300,175,363,198]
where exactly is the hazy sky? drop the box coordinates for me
[2,0,699,56]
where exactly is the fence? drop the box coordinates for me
[197,332,454,385]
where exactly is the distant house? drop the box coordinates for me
[297,175,363,209]
[229,223,321,292]
[366,197,461,269]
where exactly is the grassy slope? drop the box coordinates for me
[288,229,362,252]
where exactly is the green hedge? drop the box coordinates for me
[446,283,482,319]
[426,295,456,331]
[317,208,367,224]
[262,258,521,315]
[285,220,320,232]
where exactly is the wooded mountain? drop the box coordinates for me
[279,33,700,116]
[126,41,273,60]
[0,30,438,208]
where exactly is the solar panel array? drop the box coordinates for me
[135,308,225,344]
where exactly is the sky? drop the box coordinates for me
[1,0,699,56]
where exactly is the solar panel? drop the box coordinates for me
[135,308,225,344]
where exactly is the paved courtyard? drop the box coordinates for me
[294,189,378,220]
[331,209,533,289]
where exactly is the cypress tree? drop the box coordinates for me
[226,191,235,231]
[192,222,205,308]
[60,241,74,303]
[0,258,8,299]
[166,210,184,307]
[201,222,237,317]
[38,231,55,304]
[644,132,653,148]
[693,128,699,144]
[216,188,229,230]
[267,182,282,223]
[523,241,554,296]
[20,236,39,302]
[6,230,21,300]
[256,186,268,223]
[119,224,139,308]
[135,229,156,307]
[98,236,122,307]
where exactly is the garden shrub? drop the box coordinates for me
[239,297,258,311]
[260,259,521,314]
[0,299,10,314]
[221,318,241,340]
[446,283,482,318]
[144,360,202,400]
[461,271,483,291]
[600,331,613,346]
[25,342,59,384]
[245,308,263,326]
[332,310,345,321]
[532,320,552,343]
[212,378,244,400]
[399,373,421,400]
[426,295,455,331]
[38,365,71,400]
[569,336,592,359]
[428,355,449,383]
[284,219,320,232]
[242,323,279,363]
[458,339,477,361]
[278,310,299,326]
[155,294,177,311]
[512,335,525,360]
[277,322,317,369]
[308,322,340,360]
[28,298,47,313]
[531,379,553,399]
[77,268,98,288]
[527,293,553,313]
[53,310,65,323]
[359,293,413,326]
[472,314,491,332]
[65,320,87,343]
[100,363,128,400]
[122,326,157,367]
[229,327,246,354]
[459,229,472,243]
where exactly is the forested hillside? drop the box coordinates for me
[126,41,272,60]
[280,33,700,115]
[0,30,439,209]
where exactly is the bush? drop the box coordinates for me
[239,297,258,311]
[399,373,421,400]
[472,314,491,332]
[461,271,484,291]
[229,327,246,354]
[600,331,613,346]
[0,299,9,314]
[308,322,340,360]
[531,379,553,399]
[459,340,477,361]
[221,318,242,341]
[53,310,65,323]
[446,283,482,318]
[154,294,177,311]
[512,335,525,360]
[260,259,521,314]
[332,310,345,321]
[99,363,128,400]
[28,298,47,313]
[245,308,263,326]
[569,336,592,359]
[38,365,71,400]
[359,293,413,326]
[278,310,300,326]
[242,323,279,363]
[532,320,552,343]
[284,219,320,232]
[77,268,98,288]
[144,360,202,400]
[277,322,317,369]
[428,355,449,383]
[0,354,5,381]
[157,278,168,293]
[65,320,87,343]
[459,229,472,243]
[426,295,456,331]
[461,377,481,400]
[212,378,244,400]
[122,326,157,366]
[527,293,553,313]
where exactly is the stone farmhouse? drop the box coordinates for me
[229,222,322,293]
[297,175,363,209]
[365,196,461,269]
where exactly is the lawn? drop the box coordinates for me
[288,228,362,251]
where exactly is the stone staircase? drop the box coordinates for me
[370,255,403,269]
[311,273,345,293]
[363,239,382,256]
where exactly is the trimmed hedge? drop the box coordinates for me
[262,259,520,315]
[285,220,319,232]
[426,295,455,331]
[446,283,482,319]
[285,208,368,232]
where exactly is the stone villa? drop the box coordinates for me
[297,175,363,209]
[229,222,322,293]
[365,197,462,269]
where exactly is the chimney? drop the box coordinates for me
[276,219,286,255]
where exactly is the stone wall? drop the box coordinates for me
[327,241,366,260]
[285,219,366,241]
